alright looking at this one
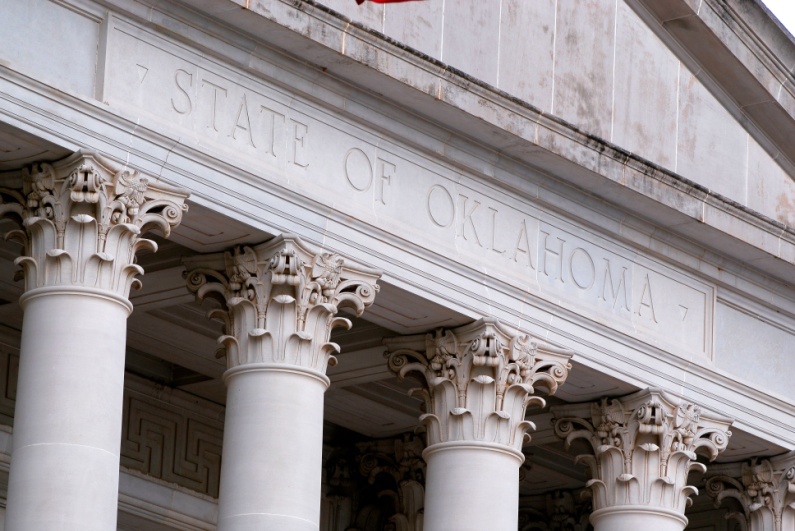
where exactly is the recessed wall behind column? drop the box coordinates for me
[317,0,795,229]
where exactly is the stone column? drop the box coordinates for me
[184,237,380,531]
[0,151,189,531]
[386,319,573,531]
[705,453,795,531]
[551,389,733,531]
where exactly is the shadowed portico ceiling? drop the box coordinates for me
[0,123,71,171]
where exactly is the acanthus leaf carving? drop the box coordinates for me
[706,454,795,531]
[551,389,733,515]
[0,151,189,298]
[184,235,381,373]
[385,318,573,450]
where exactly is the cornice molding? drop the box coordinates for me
[0,4,794,448]
[156,0,795,262]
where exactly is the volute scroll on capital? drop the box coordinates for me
[705,453,795,531]
[0,150,190,298]
[385,318,574,451]
[183,235,382,373]
[551,389,733,514]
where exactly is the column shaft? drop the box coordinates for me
[6,291,129,531]
[218,366,327,531]
[385,319,573,531]
[0,151,188,530]
[184,236,381,531]
[423,443,521,531]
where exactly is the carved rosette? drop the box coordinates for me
[551,389,732,516]
[705,454,795,531]
[184,235,381,373]
[0,151,189,299]
[386,319,573,451]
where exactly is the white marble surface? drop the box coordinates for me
[0,0,792,451]
[316,0,795,230]
[5,294,128,531]
[0,0,99,99]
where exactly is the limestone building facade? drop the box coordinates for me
[0,0,794,530]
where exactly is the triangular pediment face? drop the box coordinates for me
[320,0,795,229]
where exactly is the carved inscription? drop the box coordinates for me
[165,65,310,169]
[343,148,394,205]
[106,21,714,356]
[422,186,676,328]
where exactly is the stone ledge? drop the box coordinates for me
[104,0,795,284]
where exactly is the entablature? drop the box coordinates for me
[0,0,793,450]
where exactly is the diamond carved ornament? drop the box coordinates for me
[385,319,573,451]
[184,235,381,373]
[0,151,189,298]
[552,389,733,515]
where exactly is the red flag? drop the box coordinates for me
[356,0,423,4]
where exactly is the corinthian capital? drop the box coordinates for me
[184,235,381,372]
[385,319,573,450]
[705,454,795,531]
[551,389,732,515]
[0,151,189,298]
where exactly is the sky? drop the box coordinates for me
[761,0,795,36]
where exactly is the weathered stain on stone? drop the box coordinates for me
[777,193,795,227]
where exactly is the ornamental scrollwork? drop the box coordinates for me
[184,235,381,372]
[385,319,573,450]
[551,389,733,514]
[706,455,795,531]
[0,151,189,297]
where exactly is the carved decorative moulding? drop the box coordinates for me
[385,319,574,451]
[706,453,795,531]
[0,151,189,298]
[184,235,381,373]
[551,389,733,515]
